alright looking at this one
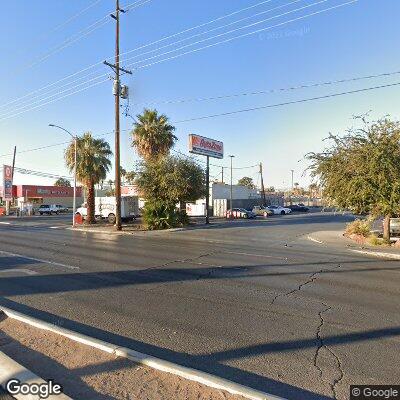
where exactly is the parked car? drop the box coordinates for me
[252,206,273,216]
[289,204,309,212]
[226,208,256,219]
[37,204,59,215]
[267,206,292,215]
[54,204,69,213]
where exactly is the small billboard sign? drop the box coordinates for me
[3,165,13,201]
[188,134,224,159]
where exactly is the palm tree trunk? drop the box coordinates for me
[86,181,96,224]
[383,214,391,242]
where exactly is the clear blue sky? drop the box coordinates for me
[1,0,399,189]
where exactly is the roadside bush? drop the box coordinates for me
[143,200,189,230]
[345,218,371,237]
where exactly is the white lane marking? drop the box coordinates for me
[0,250,79,270]
[351,249,400,260]
[0,269,38,275]
[49,226,66,229]
[226,251,288,260]
[0,222,11,225]
[307,236,324,244]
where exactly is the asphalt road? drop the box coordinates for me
[0,212,399,400]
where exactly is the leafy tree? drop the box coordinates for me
[266,186,275,192]
[65,132,112,224]
[136,155,206,205]
[308,117,400,240]
[54,178,71,187]
[131,109,177,161]
[237,176,256,189]
[135,156,206,229]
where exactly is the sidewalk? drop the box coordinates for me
[307,229,400,258]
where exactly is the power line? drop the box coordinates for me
[131,0,357,71]
[0,131,114,158]
[134,70,400,107]
[3,79,400,161]
[174,81,400,123]
[120,0,304,64]
[0,0,293,115]
[121,0,332,68]
[0,0,149,112]
[0,0,292,113]
[0,0,356,121]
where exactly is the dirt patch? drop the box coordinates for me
[0,317,246,400]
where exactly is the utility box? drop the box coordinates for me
[120,85,129,99]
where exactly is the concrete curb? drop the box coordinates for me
[0,306,283,400]
[351,249,400,260]
[0,349,72,400]
[67,222,226,235]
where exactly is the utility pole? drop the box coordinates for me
[104,0,132,231]
[229,155,234,218]
[221,166,224,183]
[259,162,266,207]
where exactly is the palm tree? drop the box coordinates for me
[131,109,177,160]
[65,132,112,224]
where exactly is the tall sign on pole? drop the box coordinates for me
[189,134,224,224]
[3,165,13,203]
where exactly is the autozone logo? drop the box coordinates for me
[189,135,223,159]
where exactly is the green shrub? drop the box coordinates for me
[143,201,189,230]
[345,218,371,237]
[367,234,390,246]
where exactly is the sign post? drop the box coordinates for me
[3,165,13,215]
[189,134,224,224]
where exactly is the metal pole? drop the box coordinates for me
[205,156,209,224]
[221,167,224,183]
[48,124,77,227]
[114,0,122,231]
[290,169,294,206]
[73,138,77,227]
[260,162,266,207]
[229,155,234,218]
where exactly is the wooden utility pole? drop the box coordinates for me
[114,0,121,231]
[259,162,266,206]
[104,0,131,230]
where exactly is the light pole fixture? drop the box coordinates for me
[229,155,235,219]
[49,124,77,227]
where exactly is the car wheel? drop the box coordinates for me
[56,211,59,215]
[39,212,43,216]
[244,214,248,219]
[280,210,286,215]
[108,213,116,224]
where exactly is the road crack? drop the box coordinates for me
[314,303,344,400]
[270,269,323,305]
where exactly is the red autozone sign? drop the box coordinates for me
[188,134,224,159]
[3,165,13,201]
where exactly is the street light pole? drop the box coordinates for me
[49,124,77,227]
[290,169,294,206]
[229,155,234,218]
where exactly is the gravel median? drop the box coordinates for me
[0,316,247,400]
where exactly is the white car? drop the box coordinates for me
[37,204,59,215]
[267,206,292,215]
